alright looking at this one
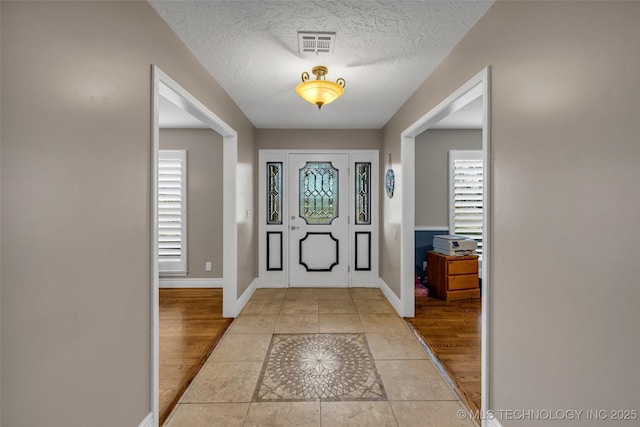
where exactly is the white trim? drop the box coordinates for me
[235,278,258,316]
[151,65,238,427]
[138,412,153,427]
[414,226,449,231]
[159,278,223,288]
[400,66,492,421]
[378,278,403,317]
[150,65,161,427]
[485,417,503,427]
[222,133,237,318]
[480,71,492,424]
[400,133,416,318]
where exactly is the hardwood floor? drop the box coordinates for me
[405,295,482,414]
[159,288,232,426]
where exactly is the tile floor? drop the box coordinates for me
[164,288,477,427]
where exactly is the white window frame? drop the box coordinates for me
[449,150,483,260]
[158,149,188,276]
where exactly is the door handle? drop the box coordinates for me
[290,225,299,230]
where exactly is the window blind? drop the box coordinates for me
[158,150,187,274]
[449,151,483,257]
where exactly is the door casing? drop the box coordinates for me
[400,66,491,423]
[150,65,239,426]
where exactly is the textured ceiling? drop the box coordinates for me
[150,1,492,129]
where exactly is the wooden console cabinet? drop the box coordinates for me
[427,251,480,301]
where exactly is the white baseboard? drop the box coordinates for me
[235,278,257,315]
[378,278,403,317]
[138,412,153,427]
[159,277,222,288]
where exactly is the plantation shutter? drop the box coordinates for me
[158,150,187,274]
[449,150,483,257]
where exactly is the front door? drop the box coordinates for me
[288,154,349,286]
[259,149,378,288]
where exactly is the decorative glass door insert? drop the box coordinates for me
[267,162,282,225]
[355,162,371,225]
[299,162,339,224]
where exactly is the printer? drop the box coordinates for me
[432,235,477,256]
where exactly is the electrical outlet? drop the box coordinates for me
[205,262,212,271]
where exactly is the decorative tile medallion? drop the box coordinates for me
[253,333,386,402]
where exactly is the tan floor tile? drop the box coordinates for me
[181,361,262,403]
[318,298,357,313]
[170,287,469,426]
[376,360,457,401]
[285,288,319,301]
[365,331,428,360]
[164,403,249,427]
[241,298,283,314]
[244,402,321,427]
[353,298,395,314]
[321,401,398,427]
[281,298,319,314]
[251,288,287,300]
[318,313,363,333]
[209,333,272,362]
[358,313,406,333]
[227,313,278,334]
[318,288,352,300]
[349,287,385,300]
[274,313,319,333]
[391,401,477,427]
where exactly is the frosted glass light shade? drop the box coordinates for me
[295,66,345,109]
[296,80,344,109]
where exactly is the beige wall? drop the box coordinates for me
[382,1,640,424]
[0,2,255,426]
[0,3,3,423]
[256,128,381,151]
[160,129,224,278]
[415,129,481,227]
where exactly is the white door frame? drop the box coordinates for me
[150,65,238,426]
[258,149,379,288]
[400,67,491,423]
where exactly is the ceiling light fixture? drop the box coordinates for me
[295,65,345,110]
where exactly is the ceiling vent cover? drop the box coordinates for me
[298,31,336,54]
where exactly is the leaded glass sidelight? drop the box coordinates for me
[299,162,338,224]
[267,162,282,224]
[355,162,371,225]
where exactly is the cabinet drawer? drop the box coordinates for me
[448,274,478,291]
[447,259,478,275]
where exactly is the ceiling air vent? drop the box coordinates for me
[298,31,336,54]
